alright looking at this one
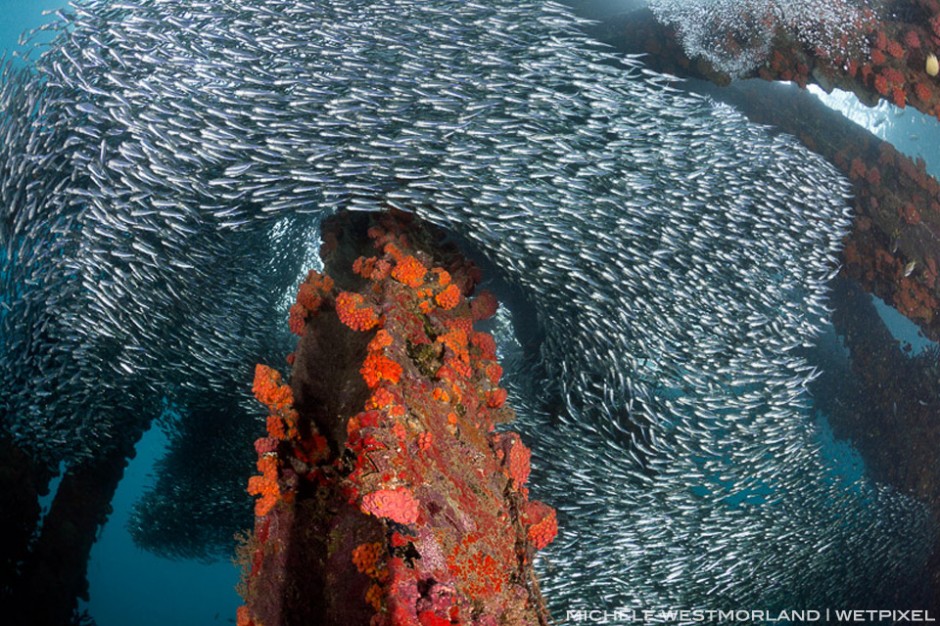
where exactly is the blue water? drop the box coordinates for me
[80,426,241,626]
[872,294,936,356]
[815,412,866,489]
[0,0,63,57]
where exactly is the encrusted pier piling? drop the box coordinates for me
[236,211,555,626]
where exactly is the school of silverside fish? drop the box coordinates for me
[0,0,933,617]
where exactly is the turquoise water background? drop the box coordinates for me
[80,427,241,626]
[0,0,61,55]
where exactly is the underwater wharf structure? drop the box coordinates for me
[596,2,940,343]
[238,211,556,626]
[592,0,940,611]
[2,0,940,623]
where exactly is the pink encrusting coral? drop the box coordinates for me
[360,487,421,525]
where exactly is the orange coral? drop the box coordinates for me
[368,387,398,410]
[247,455,280,517]
[874,30,888,50]
[432,387,451,403]
[432,268,451,286]
[486,388,508,409]
[352,542,386,580]
[351,537,392,613]
[383,242,404,262]
[368,329,393,352]
[434,283,461,310]
[294,270,334,322]
[523,501,557,550]
[915,81,932,103]
[886,39,904,59]
[371,259,392,281]
[236,606,254,626]
[307,269,334,290]
[874,74,889,96]
[256,455,278,477]
[483,362,503,386]
[471,332,497,360]
[296,283,321,311]
[849,157,866,180]
[336,291,380,332]
[266,414,288,439]
[443,316,473,336]
[361,487,420,525]
[252,364,293,412]
[353,256,376,278]
[892,87,906,108]
[437,329,470,364]
[391,255,427,288]
[289,303,307,336]
[365,583,384,612]
[361,353,403,387]
[883,67,904,87]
